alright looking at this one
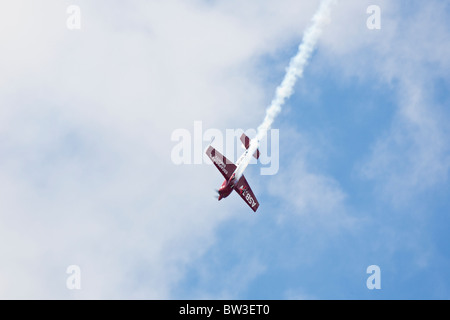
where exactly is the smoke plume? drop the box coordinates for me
[237,0,335,179]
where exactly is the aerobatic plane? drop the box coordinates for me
[206,133,260,212]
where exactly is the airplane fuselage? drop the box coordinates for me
[217,148,252,201]
[218,173,236,200]
[207,133,260,212]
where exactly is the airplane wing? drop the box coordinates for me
[205,146,236,181]
[235,175,259,212]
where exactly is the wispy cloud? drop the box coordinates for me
[317,0,450,204]
[1,0,449,299]
[360,80,450,205]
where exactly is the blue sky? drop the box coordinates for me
[0,0,449,299]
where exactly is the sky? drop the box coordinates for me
[0,0,449,299]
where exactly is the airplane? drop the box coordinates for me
[205,133,260,212]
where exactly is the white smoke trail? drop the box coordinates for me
[236,0,335,180]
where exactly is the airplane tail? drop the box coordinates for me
[240,133,260,160]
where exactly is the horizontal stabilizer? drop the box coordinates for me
[240,133,260,160]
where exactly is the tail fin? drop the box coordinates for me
[240,133,260,160]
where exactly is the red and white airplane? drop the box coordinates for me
[206,133,260,212]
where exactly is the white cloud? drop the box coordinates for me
[2,0,448,299]
[360,81,450,205]
[0,0,329,298]
[266,128,356,234]
[317,0,450,204]
[311,0,450,282]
